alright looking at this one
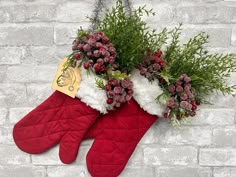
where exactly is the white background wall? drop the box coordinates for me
[0,0,236,176]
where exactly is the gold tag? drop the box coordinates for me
[52,58,81,98]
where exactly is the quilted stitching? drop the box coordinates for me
[86,98,157,177]
[13,91,157,176]
[13,91,100,164]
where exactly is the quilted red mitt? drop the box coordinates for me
[13,68,109,164]
[83,70,164,177]
[13,91,100,164]
[85,98,157,177]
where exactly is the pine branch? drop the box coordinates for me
[163,26,236,98]
[97,0,167,73]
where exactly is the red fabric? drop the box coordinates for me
[13,91,100,164]
[13,91,157,177]
[85,98,157,177]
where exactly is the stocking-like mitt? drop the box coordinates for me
[13,67,108,164]
[85,69,164,177]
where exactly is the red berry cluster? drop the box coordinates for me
[72,32,117,75]
[163,74,200,120]
[104,78,133,108]
[137,50,166,81]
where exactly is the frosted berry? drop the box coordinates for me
[74,53,81,60]
[87,52,93,58]
[191,104,197,111]
[163,113,169,118]
[88,60,94,65]
[106,98,113,104]
[97,58,104,65]
[102,37,109,43]
[93,63,101,73]
[83,44,91,51]
[83,62,90,69]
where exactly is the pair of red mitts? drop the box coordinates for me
[13,69,164,177]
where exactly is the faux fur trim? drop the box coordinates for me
[130,69,165,116]
[76,67,108,114]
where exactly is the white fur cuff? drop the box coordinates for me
[76,67,108,114]
[130,69,165,116]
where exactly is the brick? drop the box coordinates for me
[32,145,62,165]
[126,146,143,167]
[229,73,236,86]
[0,108,7,125]
[181,26,232,47]
[32,142,90,165]
[0,47,23,64]
[140,121,211,146]
[56,1,94,23]
[156,167,211,177]
[213,128,236,147]
[130,0,153,7]
[32,142,91,165]
[56,45,72,60]
[232,27,236,46]
[144,146,197,165]
[0,126,14,144]
[54,24,85,45]
[5,66,35,83]
[0,165,46,177]
[176,5,236,24]
[18,0,65,4]
[47,165,90,177]
[27,83,53,106]
[5,65,57,83]
[190,108,235,125]
[74,145,90,165]
[199,148,236,166]
[0,25,53,46]
[213,167,236,177]
[103,0,118,7]
[120,167,154,177]
[0,4,56,22]
[0,66,7,82]
[131,1,175,25]
[20,46,35,65]
[139,121,158,144]
[35,66,57,82]
[159,125,211,146]
[147,3,176,25]
[0,84,28,107]
[9,107,33,124]
[29,46,59,65]
[0,145,30,164]
[207,46,236,54]
[207,93,236,108]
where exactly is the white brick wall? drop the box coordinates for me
[0,0,236,176]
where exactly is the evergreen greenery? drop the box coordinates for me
[67,0,236,124]
[162,25,236,101]
[95,0,168,73]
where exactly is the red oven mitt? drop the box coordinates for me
[84,98,157,177]
[13,68,108,164]
[83,69,164,177]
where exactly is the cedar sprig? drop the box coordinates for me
[96,0,168,73]
[163,25,236,102]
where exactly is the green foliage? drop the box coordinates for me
[96,0,168,73]
[77,28,88,38]
[163,25,236,100]
[95,78,105,89]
